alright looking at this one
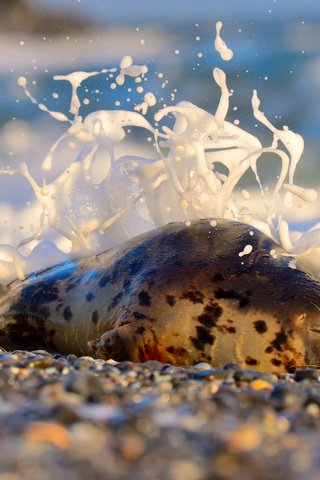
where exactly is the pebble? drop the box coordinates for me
[250,379,273,391]
[271,384,303,411]
[193,362,212,371]
[227,425,263,452]
[67,373,105,400]
[294,368,320,382]
[0,350,317,479]
[23,421,71,450]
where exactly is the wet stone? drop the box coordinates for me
[100,364,121,376]
[0,353,17,366]
[53,404,81,424]
[223,362,241,371]
[270,384,303,411]
[31,350,54,357]
[66,374,105,400]
[191,369,216,380]
[234,369,262,383]
[193,362,212,371]
[294,368,319,382]
[213,388,242,410]
[72,358,97,370]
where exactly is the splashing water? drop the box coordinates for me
[0,21,320,282]
[214,21,234,61]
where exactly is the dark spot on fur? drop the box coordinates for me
[226,326,236,333]
[197,302,223,328]
[63,306,73,322]
[211,272,224,282]
[190,337,204,351]
[133,311,146,320]
[166,295,176,307]
[110,291,124,310]
[215,288,236,300]
[9,304,50,325]
[135,326,146,334]
[271,329,288,352]
[127,255,145,276]
[86,292,94,302]
[92,310,99,325]
[196,326,215,345]
[271,358,282,367]
[284,361,297,373]
[265,346,273,354]
[55,303,63,312]
[65,283,76,292]
[166,345,187,356]
[138,290,151,307]
[98,275,110,288]
[254,320,268,334]
[214,288,250,308]
[128,258,145,276]
[181,289,204,304]
[3,311,57,352]
[245,356,258,366]
[20,282,60,304]
[123,278,131,292]
[217,325,237,334]
[198,314,216,328]
[263,239,273,251]
[204,303,223,318]
[190,324,215,351]
[65,277,82,292]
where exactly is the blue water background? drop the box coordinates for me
[0,0,320,228]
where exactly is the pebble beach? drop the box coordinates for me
[0,351,319,479]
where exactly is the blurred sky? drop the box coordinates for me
[29,0,320,23]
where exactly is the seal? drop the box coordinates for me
[0,219,320,372]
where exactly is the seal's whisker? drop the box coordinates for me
[309,301,320,312]
[293,364,320,369]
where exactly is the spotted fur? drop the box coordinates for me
[0,219,320,373]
